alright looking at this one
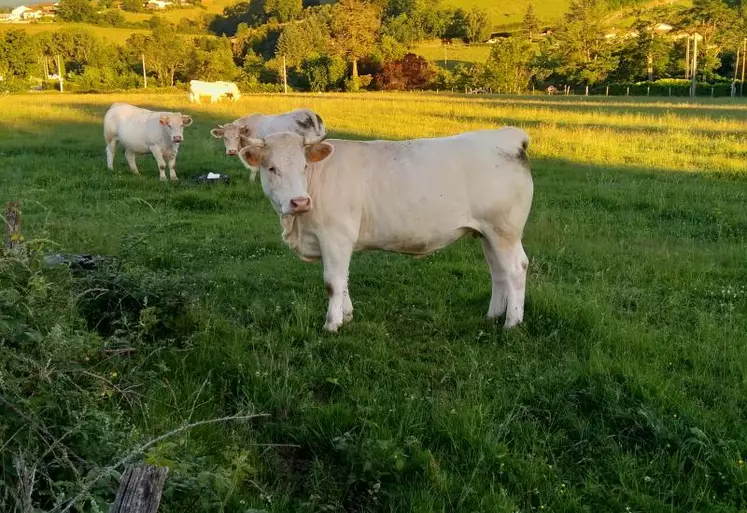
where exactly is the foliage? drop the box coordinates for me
[264,0,303,22]
[484,37,537,93]
[522,2,540,40]
[301,53,347,90]
[544,0,618,85]
[330,0,382,82]
[373,52,434,89]
[187,36,240,81]
[0,29,39,81]
[121,0,144,13]
[56,0,96,22]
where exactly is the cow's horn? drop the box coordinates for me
[303,133,327,146]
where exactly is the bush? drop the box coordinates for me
[373,53,434,90]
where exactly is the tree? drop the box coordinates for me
[484,37,536,93]
[56,0,95,22]
[276,16,330,67]
[301,53,347,91]
[547,0,617,86]
[188,37,239,81]
[465,6,490,43]
[330,0,381,90]
[0,29,39,80]
[522,3,540,40]
[373,52,433,89]
[613,14,673,82]
[264,0,302,22]
[121,0,143,12]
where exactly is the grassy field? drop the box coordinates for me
[1,91,747,512]
[0,21,148,42]
[414,40,492,70]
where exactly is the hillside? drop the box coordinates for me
[444,0,571,30]
[0,22,148,42]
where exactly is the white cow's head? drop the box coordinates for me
[160,113,193,144]
[211,122,250,156]
[238,132,334,216]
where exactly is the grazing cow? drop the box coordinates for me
[103,102,193,181]
[237,128,534,332]
[189,80,241,103]
[210,108,326,181]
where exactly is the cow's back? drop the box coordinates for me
[104,103,158,152]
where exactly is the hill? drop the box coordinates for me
[444,0,571,30]
[0,22,148,42]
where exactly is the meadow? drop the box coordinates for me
[1,91,747,512]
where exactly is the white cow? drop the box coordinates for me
[210,109,326,181]
[103,102,193,181]
[237,128,534,332]
[189,80,241,103]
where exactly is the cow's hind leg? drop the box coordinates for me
[481,234,529,329]
[124,149,139,175]
[320,240,354,332]
[105,137,117,170]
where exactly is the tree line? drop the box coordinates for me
[1,0,746,95]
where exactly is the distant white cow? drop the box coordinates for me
[104,102,193,181]
[237,127,534,332]
[210,109,326,181]
[189,80,241,103]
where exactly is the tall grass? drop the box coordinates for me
[0,91,746,512]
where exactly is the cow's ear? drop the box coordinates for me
[182,115,193,127]
[305,142,334,163]
[210,127,224,138]
[238,145,263,169]
[159,114,169,126]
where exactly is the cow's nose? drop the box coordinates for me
[227,149,238,155]
[173,136,183,143]
[290,196,311,213]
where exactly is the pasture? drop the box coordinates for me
[1,91,747,512]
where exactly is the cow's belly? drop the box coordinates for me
[117,132,153,154]
[357,225,478,256]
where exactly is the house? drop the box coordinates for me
[9,5,31,20]
[146,0,172,9]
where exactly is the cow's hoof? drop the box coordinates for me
[324,322,341,333]
[342,311,354,323]
[170,177,179,181]
[502,318,522,330]
[159,176,167,182]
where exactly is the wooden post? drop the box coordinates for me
[647,86,650,96]
[685,35,690,79]
[690,35,698,98]
[711,86,714,97]
[282,55,288,94]
[443,44,447,68]
[626,86,630,96]
[669,87,672,96]
[5,201,21,250]
[142,54,147,89]
[109,465,168,513]
[585,85,589,96]
[606,85,609,96]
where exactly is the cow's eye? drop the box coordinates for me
[268,166,278,174]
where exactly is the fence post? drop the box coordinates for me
[711,86,714,97]
[585,85,589,96]
[109,464,168,513]
[669,87,672,96]
[606,85,609,96]
[626,86,630,96]
[4,201,21,250]
[647,86,650,96]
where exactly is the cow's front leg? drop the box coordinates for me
[149,145,167,181]
[167,155,178,181]
[321,241,354,333]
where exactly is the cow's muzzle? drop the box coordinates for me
[172,136,183,143]
[226,149,238,156]
[289,196,312,214]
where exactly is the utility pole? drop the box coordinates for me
[444,44,447,68]
[741,38,746,96]
[282,55,288,94]
[690,35,698,98]
[56,55,63,93]
[685,35,690,79]
[142,54,147,88]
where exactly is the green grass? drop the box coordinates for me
[441,0,571,30]
[120,0,236,23]
[2,91,747,512]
